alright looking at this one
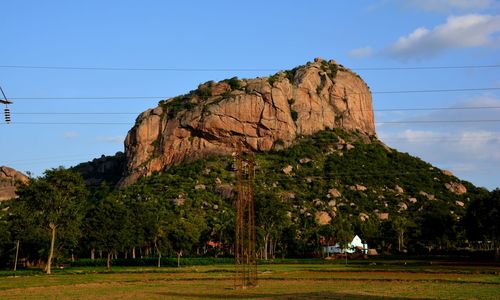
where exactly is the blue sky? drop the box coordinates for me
[1,0,499,189]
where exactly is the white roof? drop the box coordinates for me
[350,235,363,248]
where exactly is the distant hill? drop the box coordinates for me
[71,152,125,188]
[0,166,28,201]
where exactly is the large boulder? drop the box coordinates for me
[315,211,332,225]
[445,182,467,195]
[0,166,29,201]
[119,58,375,186]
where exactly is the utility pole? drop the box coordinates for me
[14,240,20,275]
[1,85,13,124]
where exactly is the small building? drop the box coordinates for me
[323,235,368,254]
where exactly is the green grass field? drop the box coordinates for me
[1,261,499,299]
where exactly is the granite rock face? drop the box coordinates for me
[120,58,375,186]
[0,166,29,201]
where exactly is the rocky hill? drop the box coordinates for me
[0,166,29,201]
[71,152,126,187]
[124,128,483,256]
[119,58,374,186]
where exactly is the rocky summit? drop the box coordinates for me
[0,166,29,201]
[120,58,375,186]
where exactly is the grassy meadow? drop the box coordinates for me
[0,260,499,299]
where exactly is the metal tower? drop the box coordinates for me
[234,144,257,288]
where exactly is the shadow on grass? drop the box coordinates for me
[154,291,432,299]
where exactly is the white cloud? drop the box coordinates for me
[96,136,124,144]
[457,130,500,160]
[63,131,79,139]
[402,129,443,142]
[376,96,500,189]
[403,0,496,12]
[348,47,373,58]
[386,14,500,59]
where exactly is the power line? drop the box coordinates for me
[371,87,500,95]
[4,122,132,125]
[377,120,500,124]
[10,96,161,100]
[10,106,500,115]
[1,64,499,72]
[8,87,500,100]
[353,65,500,71]
[3,119,500,125]
[375,106,500,112]
[14,112,139,115]
[3,153,112,164]
[310,136,500,142]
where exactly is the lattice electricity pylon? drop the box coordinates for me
[234,144,258,288]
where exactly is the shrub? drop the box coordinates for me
[291,110,298,121]
[284,66,300,83]
[70,257,234,267]
[268,74,279,86]
[196,86,212,100]
[225,77,241,90]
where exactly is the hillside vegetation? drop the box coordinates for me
[1,129,497,271]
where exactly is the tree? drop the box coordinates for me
[331,214,353,251]
[80,182,112,260]
[16,168,87,274]
[391,216,413,252]
[464,189,499,251]
[419,202,456,250]
[205,202,234,256]
[88,193,132,271]
[0,203,11,266]
[168,216,203,267]
[136,195,171,268]
[255,190,291,260]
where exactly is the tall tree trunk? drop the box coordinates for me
[154,241,161,268]
[272,239,277,259]
[71,251,75,262]
[46,223,57,275]
[263,234,269,260]
[106,252,111,271]
[398,231,404,252]
[177,250,182,267]
[91,248,95,260]
[132,247,136,259]
[14,240,20,273]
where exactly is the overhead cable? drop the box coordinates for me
[1,64,499,72]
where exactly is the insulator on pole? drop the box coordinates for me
[4,108,10,123]
[1,85,13,124]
